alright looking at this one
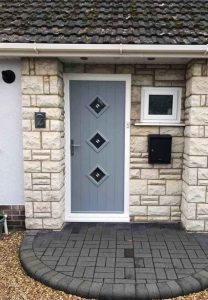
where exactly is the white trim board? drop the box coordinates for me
[0,43,207,58]
[64,73,131,222]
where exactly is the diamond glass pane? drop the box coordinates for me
[89,97,106,115]
[90,133,106,150]
[90,167,106,183]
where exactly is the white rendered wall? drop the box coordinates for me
[0,60,24,205]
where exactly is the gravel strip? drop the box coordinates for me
[0,232,87,300]
[0,231,208,300]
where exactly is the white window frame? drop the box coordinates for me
[141,87,182,124]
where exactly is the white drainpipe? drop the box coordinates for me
[0,43,207,58]
[4,214,8,235]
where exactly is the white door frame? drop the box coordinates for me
[64,73,131,222]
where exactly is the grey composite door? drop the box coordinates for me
[70,80,125,213]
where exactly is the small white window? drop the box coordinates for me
[141,87,182,124]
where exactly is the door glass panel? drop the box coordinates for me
[88,96,108,117]
[88,165,108,186]
[87,131,108,152]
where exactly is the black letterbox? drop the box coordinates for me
[148,134,172,164]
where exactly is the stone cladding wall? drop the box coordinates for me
[64,63,186,223]
[181,59,208,231]
[22,58,65,229]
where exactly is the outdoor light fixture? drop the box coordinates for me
[80,57,88,61]
[2,70,16,83]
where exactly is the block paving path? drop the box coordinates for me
[20,223,208,299]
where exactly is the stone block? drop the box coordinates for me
[22,95,31,107]
[130,169,140,179]
[198,169,208,180]
[130,195,140,205]
[186,77,208,96]
[35,58,62,75]
[131,126,159,136]
[130,206,147,216]
[22,76,43,94]
[130,179,147,195]
[85,64,115,74]
[36,95,62,107]
[42,188,64,202]
[42,132,63,149]
[181,215,204,232]
[172,137,184,153]
[183,184,206,203]
[155,69,185,81]
[186,64,202,78]
[182,166,197,185]
[24,150,31,160]
[132,74,153,86]
[51,149,64,161]
[148,206,170,217]
[189,108,208,125]
[43,218,63,229]
[24,173,32,189]
[160,196,181,206]
[50,120,64,131]
[148,185,165,196]
[185,95,201,108]
[184,155,207,167]
[52,201,64,218]
[25,191,42,202]
[172,159,183,168]
[166,180,182,195]
[22,107,39,119]
[159,127,184,136]
[131,86,141,103]
[131,102,140,120]
[22,59,30,75]
[32,177,50,185]
[22,120,32,131]
[24,161,41,172]
[160,169,182,180]
[184,126,205,138]
[131,136,147,153]
[64,64,84,73]
[25,218,43,229]
[34,212,51,218]
[49,76,64,95]
[25,202,33,218]
[181,200,196,219]
[198,204,208,215]
[32,173,50,179]
[42,160,63,172]
[23,132,41,149]
[40,108,63,120]
[141,169,158,179]
[51,172,64,190]
[34,202,51,213]
[116,64,134,74]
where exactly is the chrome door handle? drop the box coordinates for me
[71,139,80,156]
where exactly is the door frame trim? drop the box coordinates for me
[64,73,131,222]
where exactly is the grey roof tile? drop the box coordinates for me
[0,0,207,44]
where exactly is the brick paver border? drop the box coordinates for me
[20,226,208,300]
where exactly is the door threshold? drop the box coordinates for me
[65,213,130,223]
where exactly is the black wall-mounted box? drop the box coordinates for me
[148,134,172,164]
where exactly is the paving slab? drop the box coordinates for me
[20,223,208,299]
